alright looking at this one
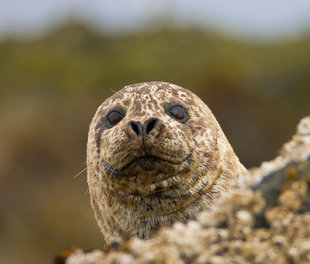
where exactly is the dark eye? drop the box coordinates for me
[107,110,124,127]
[165,104,189,123]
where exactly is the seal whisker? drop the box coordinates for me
[73,167,88,179]
[109,87,117,94]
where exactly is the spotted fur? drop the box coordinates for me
[87,82,246,245]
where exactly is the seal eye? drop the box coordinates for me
[165,104,189,123]
[107,110,124,127]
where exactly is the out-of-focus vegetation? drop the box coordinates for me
[0,21,309,264]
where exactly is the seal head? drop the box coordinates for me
[87,81,246,244]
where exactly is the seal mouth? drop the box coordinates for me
[102,154,191,178]
[136,156,158,171]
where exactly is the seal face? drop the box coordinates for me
[87,81,246,245]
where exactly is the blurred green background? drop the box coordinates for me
[1,5,310,264]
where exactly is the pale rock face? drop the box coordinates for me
[86,81,246,245]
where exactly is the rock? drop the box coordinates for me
[64,116,310,264]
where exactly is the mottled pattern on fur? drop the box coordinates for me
[87,82,246,245]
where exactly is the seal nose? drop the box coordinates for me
[129,118,159,136]
[143,118,158,135]
[129,120,142,136]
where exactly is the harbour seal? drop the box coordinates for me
[87,81,246,245]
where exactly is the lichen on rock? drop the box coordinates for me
[65,116,310,264]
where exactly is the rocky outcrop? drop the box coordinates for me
[64,116,310,264]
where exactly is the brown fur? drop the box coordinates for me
[87,82,246,245]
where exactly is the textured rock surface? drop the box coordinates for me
[65,116,310,264]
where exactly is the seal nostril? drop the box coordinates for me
[130,121,141,136]
[145,118,158,134]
